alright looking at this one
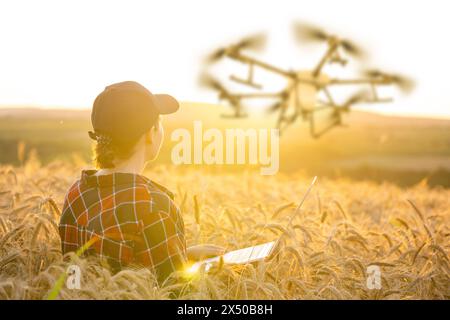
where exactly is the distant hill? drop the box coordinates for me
[1,103,449,126]
[0,107,90,119]
[1,103,449,187]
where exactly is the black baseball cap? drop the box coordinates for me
[90,81,179,143]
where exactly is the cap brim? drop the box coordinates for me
[154,94,179,115]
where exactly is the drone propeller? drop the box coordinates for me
[294,22,365,60]
[205,33,266,64]
[390,74,415,93]
[363,69,415,93]
[206,48,228,64]
[363,69,384,78]
[198,73,234,101]
[199,73,245,116]
[235,33,267,52]
[267,101,283,113]
[198,73,224,91]
[341,90,370,111]
[340,39,365,58]
[293,22,329,42]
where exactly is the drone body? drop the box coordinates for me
[200,23,414,138]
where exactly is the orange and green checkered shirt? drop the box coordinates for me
[59,170,187,284]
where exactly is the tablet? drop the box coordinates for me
[188,240,279,273]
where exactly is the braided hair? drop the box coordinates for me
[88,131,137,169]
[88,117,160,169]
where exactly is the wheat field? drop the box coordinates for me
[0,157,449,300]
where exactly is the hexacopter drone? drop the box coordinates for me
[200,22,414,138]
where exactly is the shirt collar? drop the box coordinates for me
[80,170,174,199]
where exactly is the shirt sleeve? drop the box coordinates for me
[134,191,187,285]
[58,187,80,255]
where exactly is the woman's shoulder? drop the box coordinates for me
[64,178,82,202]
[145,179,174,200]
[143,180,177,211]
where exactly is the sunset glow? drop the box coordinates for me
[0,0,449,118]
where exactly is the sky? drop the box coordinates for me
[0,0,449,119]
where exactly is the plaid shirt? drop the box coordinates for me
[59,170,187,284]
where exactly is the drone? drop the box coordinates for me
[200,22,414,138]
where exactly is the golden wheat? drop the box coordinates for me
[0,159,449,300]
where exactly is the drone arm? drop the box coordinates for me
[312,41,339,77]
[230,51,294,79]
[232,92,286,99]
[328,78,395,103]
[229,62,264,89]
[329,78,390,85]
[322,87,337,107]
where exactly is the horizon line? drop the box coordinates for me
[0,102,449,121]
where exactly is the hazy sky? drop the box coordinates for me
[0,0,449,118]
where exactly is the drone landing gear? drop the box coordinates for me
[229,63,263,90]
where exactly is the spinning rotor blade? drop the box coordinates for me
[199,73,244,114]
[205,33,266,64]
[363,69,415,93]
[267,101,283,113]
[340,39,365,58]
[363,69,385,78]
[294,22,365,58]
[235,33,267,51]
[390,74,415,93]
[199,73,233,100]
[342,90,369,111]
[293,22,329,43]
[198,73,223,91]
[206,48,227,64]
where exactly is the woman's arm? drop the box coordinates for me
[187,244,225,261]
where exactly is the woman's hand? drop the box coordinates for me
[187,244,226,261]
